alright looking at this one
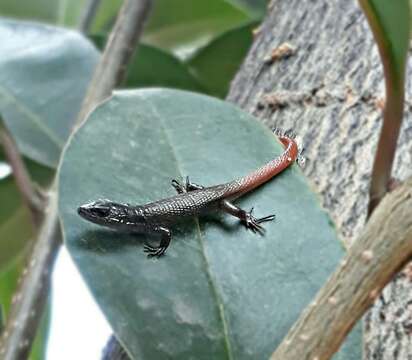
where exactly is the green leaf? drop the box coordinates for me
[89,0,251,57]
[187,22,256,98]
[359,0,409,88]
[0,19,99,168]
[0,303,3,333]
[59,89,360,359]
[124,45,206,92]
[0,154,53,270]
[0,0,60,24]
[90,35,205,92]
[142,0,251,58]
[0,0,87,27]
[90,0,122,33]
[0,258,21,317]
[358,0,410,211]
[224,0,267,17]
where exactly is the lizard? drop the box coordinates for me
[77,130,300,258]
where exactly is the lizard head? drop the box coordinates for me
[77,199,142,228]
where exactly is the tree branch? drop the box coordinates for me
[0,0,152,358]
[0,116,45,226]
[78,0,102,33]
[270,177,412,360]
[0,197,60,360]
[76,0,152,128]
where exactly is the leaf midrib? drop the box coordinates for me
[145,96,233,360]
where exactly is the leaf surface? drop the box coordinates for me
[0,19,99,167]
[59,89,359,359]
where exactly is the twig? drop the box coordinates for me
[358,0,408,216]
[0,0,152,358]
[78,0,102,33]
[0,117,45,226]
[76,0,152,128]
[270,177,412,360]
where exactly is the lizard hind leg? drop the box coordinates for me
[220,200,275,235]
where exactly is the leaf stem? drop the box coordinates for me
[358,0,409,216]
[0,116,45,226]
[0,0,153,358]
[270,177,412,360]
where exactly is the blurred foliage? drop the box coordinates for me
[0,20,99,168]
[0,257,50,360]
[225,0,268,17]
[0,153,53,271]
[91,35,206,93]
[188,22,257,97]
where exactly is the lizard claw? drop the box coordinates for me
[244,208,275,235]
[171,179,186,194]
[144,243,167,258]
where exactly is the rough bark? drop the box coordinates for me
[227,0,412,358]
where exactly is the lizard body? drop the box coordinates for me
[78,133,299,257]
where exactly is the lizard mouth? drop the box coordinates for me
[77,202,111,220]
[77,205,89,218]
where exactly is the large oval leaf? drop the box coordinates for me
[0,19,99,168]
[59,89,356,359]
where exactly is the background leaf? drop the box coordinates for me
[58,89,360,359]
[0,19,99,168]
[142,0,251,58]
[0,257,50,360]
[187,22,257,98]
[0,0,60,24]
[224,0,267,18]
[358,0,409,88]
[0,152,53,270]
[91,35,206,93]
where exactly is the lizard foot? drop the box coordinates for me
[171,179,186,194]
[143,243,167,258]
[244,208,275,235]
[171,176,204,193]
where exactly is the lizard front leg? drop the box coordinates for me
[171,176,204,193]
[220,200,275,234]
[143,226,171,258]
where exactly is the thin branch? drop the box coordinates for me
[76,0,153,128]
[0,117,45,226]
[78,0,102,33]
[0,0,152,358]
[270,177,412,360]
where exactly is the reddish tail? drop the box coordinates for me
[228,134,299,198]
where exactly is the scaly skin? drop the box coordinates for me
[78,133,299,258]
